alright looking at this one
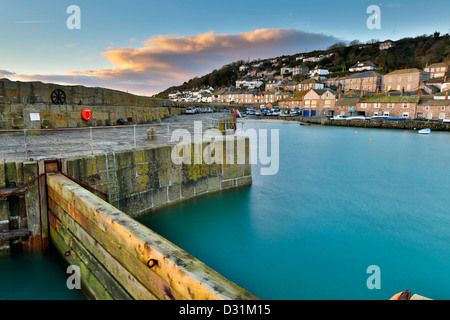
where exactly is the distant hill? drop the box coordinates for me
[155,33,450,98]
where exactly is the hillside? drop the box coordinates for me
[155,33,450,98]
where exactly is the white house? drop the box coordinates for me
[349,61,377,72]
[309,67,330,77]
[379,40,396,50]
[236,79,263,89]
[280,67,293,75]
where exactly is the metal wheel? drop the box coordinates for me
[51,89,66,105]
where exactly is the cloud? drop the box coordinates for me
[0,70,16,77]
[9,28,341,95]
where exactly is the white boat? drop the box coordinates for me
[418,128,431,134]
[346,116,365,120]
[444,119,450,124]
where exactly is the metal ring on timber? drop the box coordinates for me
[147,259,160,269]
[64,250,71,257]
[81,108,92,121]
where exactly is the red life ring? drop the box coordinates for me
[81,108,92,121]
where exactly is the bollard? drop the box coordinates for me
[146,129,156,141]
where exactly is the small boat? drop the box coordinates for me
[386,117,407,120]
[444,119,450,124]
[367,116,388,120]
[346,116,365,120]
[418,128,431,134]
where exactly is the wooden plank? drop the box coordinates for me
[0,188,28,196]
[0,229,31,241]
[38,161,49,251]
[47,173,258,300]
[48,210,133,300]
[49,224,114,300]
[48,188,181,300]
[48,198,158,300]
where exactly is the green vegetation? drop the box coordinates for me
[157,33,450,98]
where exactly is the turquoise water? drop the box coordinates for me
[138,123,450,300]
[0,250,85,300]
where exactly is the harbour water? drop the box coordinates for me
[138,122,450,300]
[0,250,85,300]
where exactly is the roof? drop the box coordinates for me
[418,98,450,106]
[359,95,420,103]
[346,71,382,79]
[426,62,448,69]
[385,68,423,75]
[336,97,359,106]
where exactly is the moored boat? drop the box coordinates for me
[418,128,431,134]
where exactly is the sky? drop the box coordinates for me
[0,0,449,96]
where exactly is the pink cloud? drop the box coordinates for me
[9,28,340,96]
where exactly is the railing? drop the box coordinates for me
[0,115,237,160]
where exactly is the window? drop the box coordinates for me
[398,77,401,82]
[402,112,409,118]
[388,104,393,109]
[305,100,310,105]
[389,78,392,83]
[373,112,379,116]
[441,106,445,111]
[383,111,390,116]
[427,113,433,119]
[407,76,412,81]
[403,104,408,108]
[374,103,380,108]
[397,85,401,90]
[425,106,429,110]
[439,113,445,119]
[361,103,366,108]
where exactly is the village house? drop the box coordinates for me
[382,68,430,92]
[278,90,309,109]
[292,66,309,76]
[324,77,346,89]
[265,79,280,91]
[297,78,324,91]
[416,96,450,120]
[302,89,338,117]
[344,71,383,93]
[308,67,330,77]
[349,61,378,72]
[281,67,293,75]
[236,79,263,89]
[356,95,420,118]
[423,62,448,79]
[239,65,248,72]
[334,97,359,117]
[278,79,297,91]
[379,40,396,50]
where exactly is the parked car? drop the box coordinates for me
[255,109,261,116]
[272,109,281,116]
[185,107,196,114]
